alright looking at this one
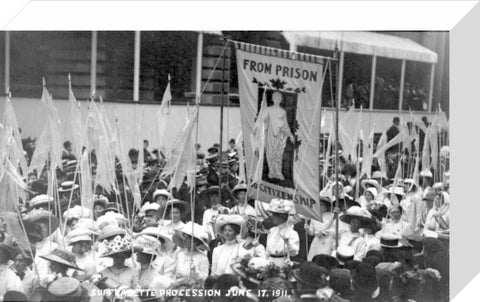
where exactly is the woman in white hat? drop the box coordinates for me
[358,187,378,209]
[230,184,256,217]
[133,235,164,289]
[0,234,24,300]
[378,205,411,238]
[265,199,299,266]
[338,206,372,261]
[305,197,336,261]
[162,199,189,235]
[67,229,97,281]
[425,192,450,235]
[173,222,210,283]
[138,227,175,277]
[211,215,248,276]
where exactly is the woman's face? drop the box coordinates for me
[236,191,246,204]
[136,252,152,265]
[349,218,361,233]
[145,210,158,225]
[390,208,402,221]
[71,241,87,256]
[38,222,49,238]
[156,196,168,207]
[364,191,374,202]
[94,205,105,219]
[222,224,237,241]
[170,207,182,223]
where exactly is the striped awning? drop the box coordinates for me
[282,31,438,63]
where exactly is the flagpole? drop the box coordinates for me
[334,45,344,249]
[218,40,228,204]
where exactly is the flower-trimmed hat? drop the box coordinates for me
[29,194,54,210]
[58,181,80,193]
[40,248,83,270]
[23,208,59,236]
[66,228,93,245]
[214,214,247,236]
[100,234,141,258]
[267,199,296,215]
[339,206,374,228]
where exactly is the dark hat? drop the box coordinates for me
[339,206,375,228]
[205,185,220,196]
[365,250,383,259]
[312,254,339,270]
[364,256,382,268]
[292,262,329,289]
[351,262,378,294]
[3,290,28,301]
[29,180,48,195]
[404,233,424,252]
[207,147,219,154]
[40,249,83,270]
[329,268,353,296]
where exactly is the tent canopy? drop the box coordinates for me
[283,31,437,63]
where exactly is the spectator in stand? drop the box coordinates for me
[62,141,76,161]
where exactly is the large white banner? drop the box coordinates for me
[235,42,324,221]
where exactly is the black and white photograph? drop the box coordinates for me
[0,11,455,302]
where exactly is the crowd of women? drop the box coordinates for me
[0,137,450,302]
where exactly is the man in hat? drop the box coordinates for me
[265,199,299,266]
[0,234,24,300]
[350,262,380,302]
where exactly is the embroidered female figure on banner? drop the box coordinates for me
[264,91,295,180]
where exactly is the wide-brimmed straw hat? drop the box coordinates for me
[29,194,54,210]
[163,199,190,218]
[66,228,93,245]
[98,224,126,241]
[153,189,172,201]
[136,227,174,252]
[231,183,248,198]
[339,206,374,228]
[40,248,83,270]
[134,235,161,255]
[361,179,382,192]
[140,202,160,215]
[63,205,92,221]
[48,277,83,298]
[23,208,59,236]
[380,234,403,248]
[214,214,247,236]
[58,181,80,193]
[388,186,406,197]
[175,222,210,251]
[267,199,296,215]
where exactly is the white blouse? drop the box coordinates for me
[211,240,249,276]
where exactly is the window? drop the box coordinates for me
[9,32,92,99]
[403,61,430,111]
[373,57,402,110]
[343,53,371,109]
[139,31,197,102]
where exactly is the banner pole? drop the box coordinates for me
[335,46,344,249]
